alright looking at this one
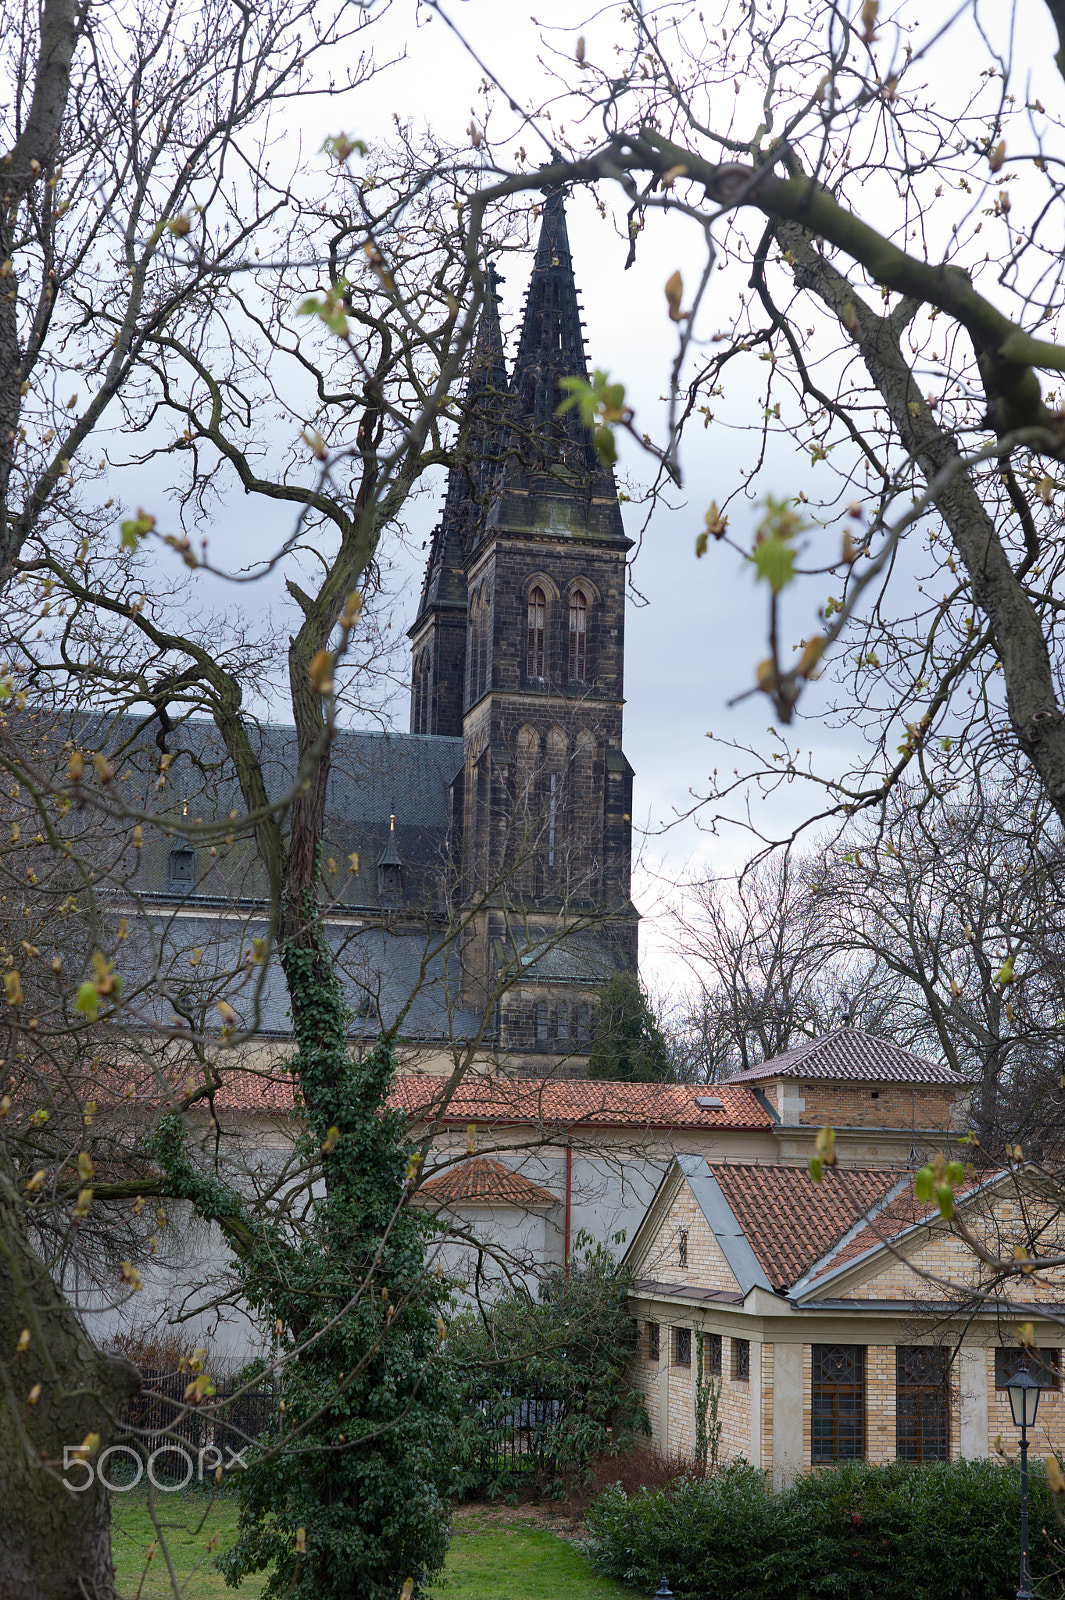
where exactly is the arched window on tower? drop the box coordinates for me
[568,589,588,680]
[466,600,477,707]
[411,652,423,733]
[544,727,568,874]
[527,586,546,679]
[477,586,489,697]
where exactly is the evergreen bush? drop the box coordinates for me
[448,1242,649,1497]
[585,1459,1065,1600]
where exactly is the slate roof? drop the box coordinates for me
[511,929,628,986]
[391,1074,772,1132]
[708,1162,905,1292]
[115,911,483,1045]
[79,714,462,914]
[414,1156,556,1209]
[725,1028,964,1087]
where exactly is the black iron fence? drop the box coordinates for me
[119,1369,277,1476]
[459,1386,571,1491]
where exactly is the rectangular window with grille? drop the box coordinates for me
[673,1327,691,1368]
[896,1346,950,1462]
[677,1229,688,1268]
[732,1337,750,1382]
[705,1333,722,1376]
[647,1322,660,1362]
[995,1348,1061,1390]
[811,1344,865,1463]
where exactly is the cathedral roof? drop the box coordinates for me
[80,716,461,915]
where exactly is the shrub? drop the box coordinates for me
[448,1242,649,1498]
[567,1445,709,1519]
[585,1459,1065,1600]
[585,1464,777,1600]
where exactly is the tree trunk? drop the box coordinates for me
[0,1145,140,1600]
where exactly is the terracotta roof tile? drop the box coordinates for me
[709,1162,903,1289]
[391,1074,772,1132]
[806,1177,983,1284]
[726,1028,964,1086]
[415,1156,556,1208]
[101,1063,770,1133]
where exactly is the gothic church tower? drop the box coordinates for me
[410,192,636,1074]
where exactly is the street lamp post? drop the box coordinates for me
[1006,1367,1042,1600]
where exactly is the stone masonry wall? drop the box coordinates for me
[635,1327,1065,1474]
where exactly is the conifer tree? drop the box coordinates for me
[587,975,674,1084]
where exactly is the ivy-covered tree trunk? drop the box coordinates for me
[0,1144,140,1600]
[219,924,456,1600]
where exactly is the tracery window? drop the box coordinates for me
[994,1347,1061,1390]
[527,586,546,679]
[896,1346,950,1462]
[568,588,588,679]
[732,1338,750,1382]
[535,1000,548,1045]
[673,1327,692,1368]
[413,652,429,733]
[811,1345,865,1463]
[705,1333,722,1376]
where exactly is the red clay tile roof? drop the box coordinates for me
[391,1074,772,1132]
[709,1162,905,1290]
[725,1028,964,1086]
[414,1156,556,1208]
[100,1064,769,1133]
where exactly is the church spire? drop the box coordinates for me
[490,189,626,541]
[408,269,511,738]
[509,188,591,456]
[414,270,509,623]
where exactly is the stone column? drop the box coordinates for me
[958,1345,989,1459]
[749,1339,763,1468]
[772,1341,804,1489]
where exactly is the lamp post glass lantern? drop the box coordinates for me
[1006,1367,1042,1600]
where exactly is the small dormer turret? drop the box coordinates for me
[377,812,404,905]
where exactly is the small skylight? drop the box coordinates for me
[695,1095,724,1110]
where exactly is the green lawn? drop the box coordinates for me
[110,1496,634,1600]
[433,1517,637,1600]
[110,1492,263,1600]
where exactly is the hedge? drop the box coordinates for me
[585,1459,1065,1600]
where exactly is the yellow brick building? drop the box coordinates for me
[626,1157,1065,1486]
